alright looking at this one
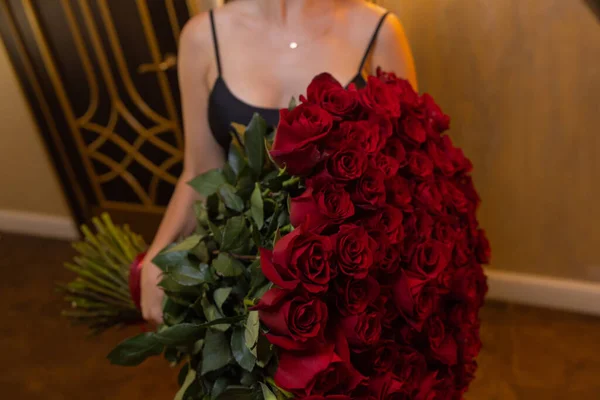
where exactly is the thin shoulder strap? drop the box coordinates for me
[357,11,391,74]
[209,9,222,76]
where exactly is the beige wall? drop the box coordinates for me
[382,0,600,282]
[0,41,71,217]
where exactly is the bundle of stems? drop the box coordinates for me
[58,213,146,334]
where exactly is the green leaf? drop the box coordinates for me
[156,317,245,347]
[177,363,190,387]
[174,367,197,400]
[221,216,249,253]
[154,323,204,346]
[211,377,231,400]
[201,295,230,332]
[206,193,221,216]
[192,241,210,263]
[153,248,188,272]
[244,311,260,358]
[256,334,273,368]
[213,287,232,314]
[250,184,264,229]
[192,339,204,355]
[223,163,237,185]
[188,169,226,197]
[245,113,267,176]
[213,253,245,278]
[218,184,245,212]
[231,327,256,372]
[254,282,273,301]
[236,168,256,200]
[288,96,297,111]
[215,386,255,400]
[159,276,203,297]
[248,260,267,298]
[208,220,222,246]
[166,263,213,286]
[164,347,181,364]
[201,330,233,375]
[260,383,277,400]
[163,298,189,325]
[107,333,164,366]
[228,143,247,177]
[165,234,203,253]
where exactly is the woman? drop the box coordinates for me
[141,0,417,324]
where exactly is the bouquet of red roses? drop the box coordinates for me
[108,70,489,400]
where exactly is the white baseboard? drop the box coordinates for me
[0,209,79,240]
[486,268,600,316]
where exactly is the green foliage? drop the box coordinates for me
[107,114,294,399]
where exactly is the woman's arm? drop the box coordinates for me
[372,13,418,91]
[140,13,225,324]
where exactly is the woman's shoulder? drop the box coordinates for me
[345,0,392,22]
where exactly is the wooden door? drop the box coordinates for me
[0,0,204,237]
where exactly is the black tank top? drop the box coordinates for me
[208,10,390,153]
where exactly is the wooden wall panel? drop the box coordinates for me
[380,0,600,281]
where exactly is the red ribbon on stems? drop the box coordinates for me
[129,252,146,311]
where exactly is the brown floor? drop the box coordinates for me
[1,233,600,399]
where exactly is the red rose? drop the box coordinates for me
[408,151,434,178]
[330,121,382,154]
[452,231,472,268]
[451,265,487,307]
[392,271,440,331]
[352,167,387,209]
[377,68,420,108]
[368,373,406,400]
[393,347,427,392]
[432,136,473,176]
[414,180,443,213]
[360,76,402,118]
[357,340,400,376]
[290,178,355,230]
[370,114,394,151]
[373,153,400,178]
[455,360,478,394]
[335,225,377,279]
[327,145,369,181]
[369,232,401,276]
[425,316,458,366]
[256,287,328,350]
[275,345,364,396]
[401,115,427,144]
[449,303,480,330]
[336,276,380,316]
[340,311,382,348]
[409,240,452,279]
[373,291,400,328]
[420,93,450,134]
[301,396,352,400]
[434,220,459,245]
[474,229,491,264]
[382,137,407,167]
[271,103,333,175]
[367,206,405,244]
[261,226,334,293]
[455,327,482,362]
[386,176,412,209]
[414,211,435,239]
[306,73,358,116]
[439,179,469,213]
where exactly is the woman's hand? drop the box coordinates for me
[140,260,164,325]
